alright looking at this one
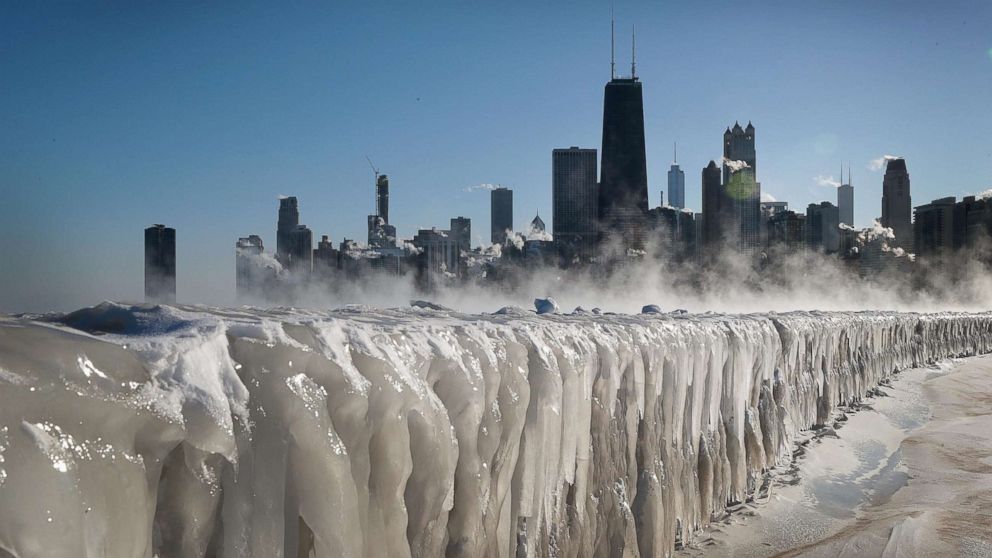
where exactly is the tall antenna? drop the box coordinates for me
[610,5,616,79]
[631,24,636,78]
[674,142,678,165]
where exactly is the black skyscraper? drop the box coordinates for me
[376,174,390,224]
[598,53,649,249]
[882,158,912,251]
[145,224,176,303]
[701,161,728,247]
[553,147,598,256]
[491,187,513,245]
[277,196,299,265]
[722,122,762,253]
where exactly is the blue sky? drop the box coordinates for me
[2,1,991,311]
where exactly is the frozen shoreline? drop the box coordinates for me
[2,304,992,557]
[681,355,992,557]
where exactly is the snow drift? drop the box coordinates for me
[1,303,991,558]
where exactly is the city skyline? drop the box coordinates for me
[3,1,992,312]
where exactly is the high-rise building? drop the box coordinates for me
[450,217,471,254]
[953,195,992,250]
[806,201,840,253]
[313,235,339,278]
[144,224,176,303]
[701,160,727,248]
[767,210,806,250]
[276,196,299,265]
[552,147,598,256]
[914,197,956,260]
[412,228,460,289]
[287,225,313,274]
[838,169,854,227]
[722,122,762,253]
[235,235,279,300]
[598,69,649,249]
[491,187,513,245]
[376,174,390,224]
[760,201,790,247]
[881,158,912,250]
[667,144,685,209]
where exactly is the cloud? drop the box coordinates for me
[974,188,992,200]
[814,175,841,188]
[760,192,777,203]
[463,183,500,193]
[721,157,750,173]
[868,155,901,172]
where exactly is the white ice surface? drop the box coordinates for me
[0,303,990,557]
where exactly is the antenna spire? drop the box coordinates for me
[674,142,677,164]
[631,25,636,78]
[610,5,616,80]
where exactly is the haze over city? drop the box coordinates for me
[2,0,992,312]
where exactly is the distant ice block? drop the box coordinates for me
[0,303,990,557]
[534,297,559,314]
[641,304,663,314]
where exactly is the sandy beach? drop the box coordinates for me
[681,354,992,557]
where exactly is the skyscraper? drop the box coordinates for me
[806,201,840,253]
[881,158,913,250]
[552,147,598,255]
[276,196,299,265]
[598,35,649,249]
[722,122,761,253]
[376,174,390,224]
[236,235,276,300]
[701,160,726,247]
[491,187,513,245]
[838,168,854,227]
[144,224,176,303]
[667,144,685,209]
[450,217,471,254]
[287,225,313,274]
[914,197,955,260]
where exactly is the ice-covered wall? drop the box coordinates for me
[1,304,991,558]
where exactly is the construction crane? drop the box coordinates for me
[365,155,379,181]
[365,156,379,215]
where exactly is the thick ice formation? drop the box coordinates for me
[0,303,991,558]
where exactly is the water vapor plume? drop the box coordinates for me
[868,155,901,171]
[815,175,841,188]
[721,157,750,172]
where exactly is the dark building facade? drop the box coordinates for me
[598,77,649,249]
[767,210,806,250]
[914,197,956,261]
[276,196,300,265]
[552,147,598,257]
[881,158,913,251]
[286,225,313,274]
[450,217,471,254]
[376,174,390,224]
[145,224,176,303]
[722,122,761,253]
[491,187,513,245]
[806,201,840,253]
[953,195,992,249]
[701,160,729,248]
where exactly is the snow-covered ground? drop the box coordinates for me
[0,303,991,557]
[679,354,992,557]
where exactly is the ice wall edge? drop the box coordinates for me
[0,306,990,558]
